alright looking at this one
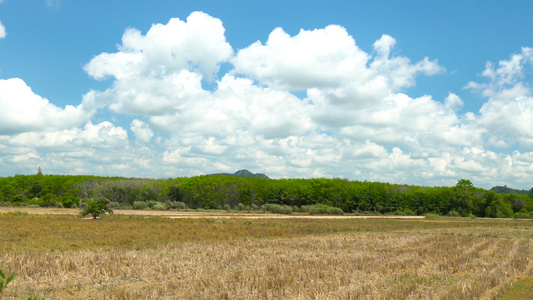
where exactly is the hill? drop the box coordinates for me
[212,169,270,179]
[490,185,533,195]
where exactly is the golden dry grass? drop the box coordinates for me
[1,212,532,299]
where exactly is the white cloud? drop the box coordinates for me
[9,121,128,150]
[467,47,533,148]
[234,30,443,93]
[75,12,500,187]
[0,20,6,39]
[3,11,533,189]
[147,74,313,140]
[0,78,94,135]
[233,25,371,90]
[84,11,232,81]
[130,119,154,143]
[1,121,135,177]
[444,93,463,111]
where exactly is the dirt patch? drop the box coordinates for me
[0,206,425,219]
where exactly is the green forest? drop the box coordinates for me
[1,171,532,218]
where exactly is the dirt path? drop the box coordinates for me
[0,206,426,219]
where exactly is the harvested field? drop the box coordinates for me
[0,207,425,219]
[0,209,532,299]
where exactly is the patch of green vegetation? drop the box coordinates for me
[500,277,533,299]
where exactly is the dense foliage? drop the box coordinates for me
[1,173,532,218]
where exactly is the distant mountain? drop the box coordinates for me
[211,169,270,179]
[490,185,533,195]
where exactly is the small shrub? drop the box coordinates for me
[169,201,188,210]
[10,194,26,203]
[108,202,121,209]
[119,203,132,210]
[133,201,148,210]
[447,210,461,217]
[309,205,326,215]
[51,201,63,208]
[152,202,168,210]
[326,206,344,215]
[251,204,259,211]
[146,200,158,208]
[307,204,344,215]
[262,204,293,215]
[237,203,246,211]
[224,204,231,212]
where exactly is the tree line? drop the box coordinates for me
[1,173,532,218]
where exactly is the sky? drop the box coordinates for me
[1,0,533,189]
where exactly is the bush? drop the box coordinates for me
[152,202,168,210]
[326,206,344,215]
[447,210,461,217]
[513,212,532,219]
[262,204,293,215]
[50,201,63,208]
[10,195,26,203]
[146,200,158,208]
[224,204,231,212]
[237,203,246,211]
[169,201,188,210]
[119,203,132,210]
[251,204,259,211]
[108,202,121,209]
[60,195,79,208]
[307,204,344,215]
[133,201,148,210]
[308,205,326,215]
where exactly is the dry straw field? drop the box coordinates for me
[0,210,532,299]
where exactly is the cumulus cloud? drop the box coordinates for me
[467,47,533,148]
[84,11,232,81]
[0,20,6,39]
[75,11,502,187]
[233,25,370,90]
[234,29,443,93]
[4,11,533,189]
[130,119,154,143]
[0,120,135,177]
[0,78,94,135]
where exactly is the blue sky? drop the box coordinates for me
[1,0,533,189]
